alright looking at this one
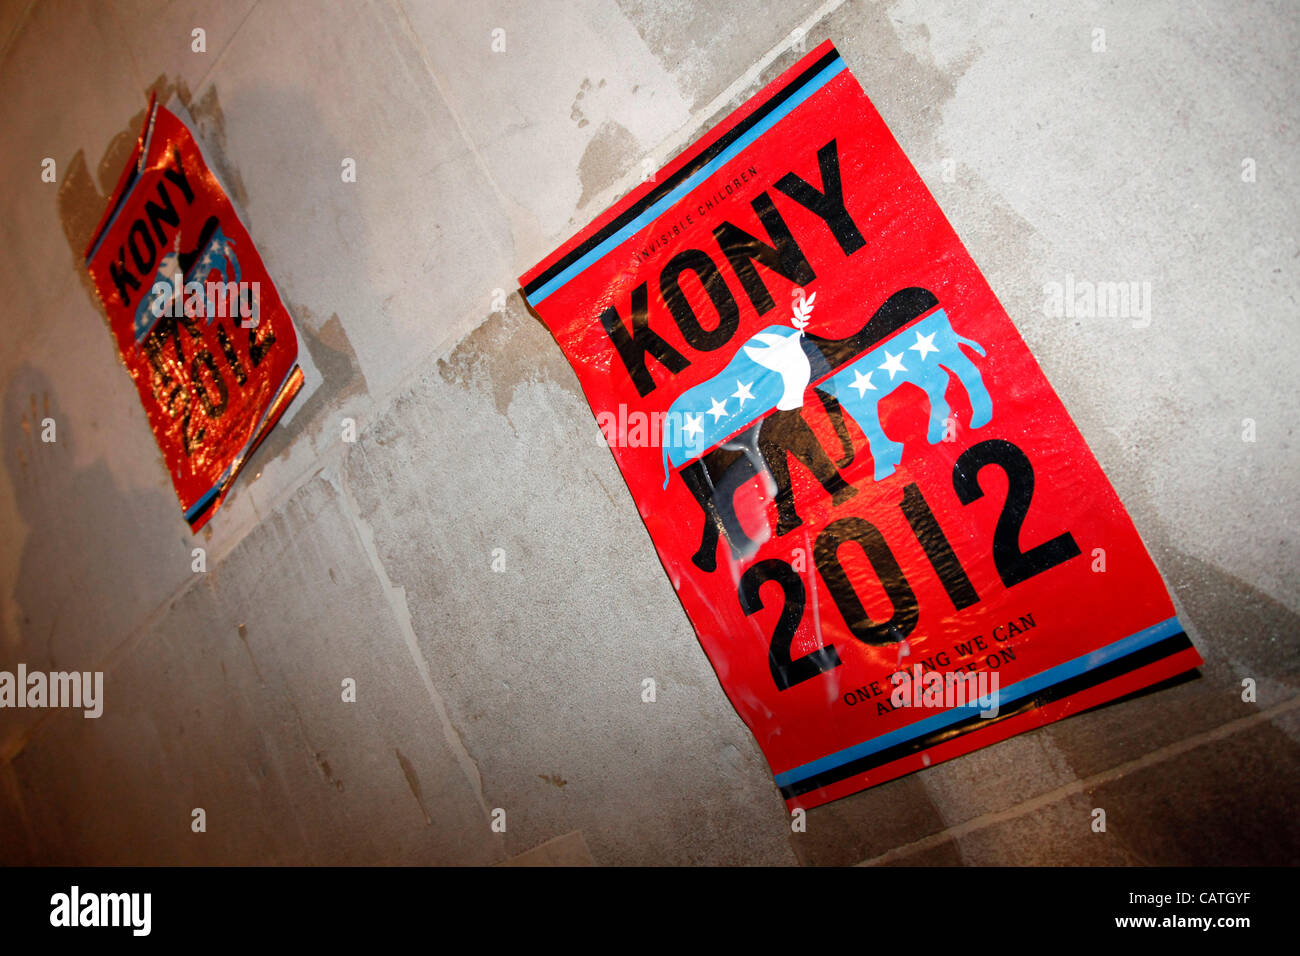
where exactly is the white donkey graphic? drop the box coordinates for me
[742,294,815,411]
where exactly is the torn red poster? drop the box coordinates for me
[85,96,303,531]
[520,41,1201,809]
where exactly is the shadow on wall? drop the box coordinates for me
[177,77,371,466]
[0,365,173,754]
[0,74,387,861]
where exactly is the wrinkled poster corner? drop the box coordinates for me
[85,94,303,532]
[520,41,1202,809]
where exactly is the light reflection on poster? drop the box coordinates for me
[86,97,303,532]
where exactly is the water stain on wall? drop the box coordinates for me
[576,119,638,210]
[437,294,583,424]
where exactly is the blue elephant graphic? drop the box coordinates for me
[661,287,993,572]
[133,216,242,342]
[822,307,992,480]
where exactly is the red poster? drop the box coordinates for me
[521,42,1201,809]
[86,97,303,531]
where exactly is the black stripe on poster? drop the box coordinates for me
[780,631,1195,799]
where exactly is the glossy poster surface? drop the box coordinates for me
[86,98,303,531]
[521,42,1201,809]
